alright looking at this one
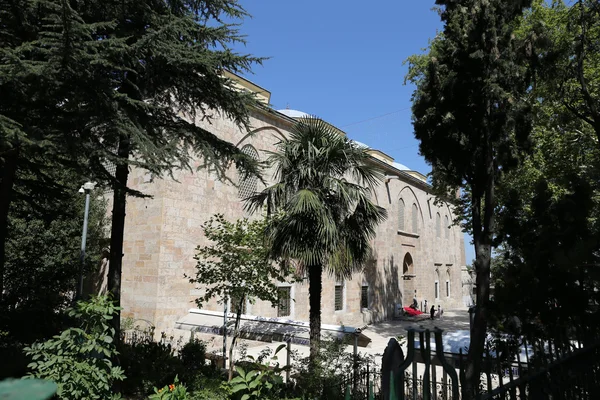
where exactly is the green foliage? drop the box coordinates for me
[148,376,189,400]
[229,344,300,400]
[0,0,264,190]
[292,337,374,399]
[246,117,387,275]
[405,1,535,397]
[245,116,387,362]
[488,0,600,341]
[23,295,125,400]
[190,214,290,311]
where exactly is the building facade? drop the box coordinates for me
[116,75,466,335]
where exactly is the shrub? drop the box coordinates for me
[148,376,188,400]
[119,329,184,397]
[180,338,206,372]
[23,295,125,400]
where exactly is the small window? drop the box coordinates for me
[230,295,247,315]
[334,282,344,311]
[436,213,441,238]
[412,203,418,233]
[398,199,405,231]
[361,286,369,309]
[446,281,450,297]
[238,145,259,199]
[435,270,440,300]
[445,215,450,239]
[278,287,291,317]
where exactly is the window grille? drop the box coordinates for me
[230,295,247,315]
[238,145,259,199]
[277,287,291,317]
[361,286,369,309]
[334,283,344,311]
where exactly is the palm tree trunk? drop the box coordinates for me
[0,148,18,303]
[308,264,322,368]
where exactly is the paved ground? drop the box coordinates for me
[364,308,471,341]
[236,308,471,366]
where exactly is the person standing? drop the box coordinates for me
[430,305,436,320]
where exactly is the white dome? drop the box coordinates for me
[351,140,370,149]
[277,109,309,119]
[393,162,410,171]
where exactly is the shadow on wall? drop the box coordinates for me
[364,250,401,324]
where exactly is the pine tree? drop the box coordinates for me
[0,0,263,338]
[406,1,534,397]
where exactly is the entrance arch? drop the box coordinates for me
[402,253,416,306]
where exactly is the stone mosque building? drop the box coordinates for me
[115,73,466,339]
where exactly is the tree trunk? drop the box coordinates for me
[308,264,322,369]
[228,295,245,381]
[0,149,18,304]
[108,135,130,340]
[463,140,495,399]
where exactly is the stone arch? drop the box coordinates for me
[397,186,424,230]
[235,125,287,148]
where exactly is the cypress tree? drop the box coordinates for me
[406,1,534,397]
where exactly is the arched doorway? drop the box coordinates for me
[402,253,416,306]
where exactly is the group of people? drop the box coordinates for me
[430,304,443,320]
[411,292,443,320]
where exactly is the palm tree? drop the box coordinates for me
[245,116,387,365]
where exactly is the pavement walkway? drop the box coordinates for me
[230,308,470,368]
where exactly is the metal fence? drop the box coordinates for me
[341,327,600,400]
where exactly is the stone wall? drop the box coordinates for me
[117,107,467,335]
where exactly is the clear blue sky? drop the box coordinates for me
[233,1,475,265]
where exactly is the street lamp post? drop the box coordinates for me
[76,182,96,300]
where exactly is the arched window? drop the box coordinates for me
[435,270,440,300]
[238,145,259,199]
[445,215,450,239]
[436,213,441,238]
[412,203,418,233]
[446,270,451,297]
[398,199,405,231]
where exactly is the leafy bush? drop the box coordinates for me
[119,330,211,397]
[291,337,374,399]
[119,328,184,397]
[180,338,206,371]
[148,376,189,400]
[23,295,125,400]
[230,344,295,400]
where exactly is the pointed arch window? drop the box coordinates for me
[436,213,441,238]
[238,145,259,199]
[445,215,450,239]
[412,203,418,233]
[398,199,405,231]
